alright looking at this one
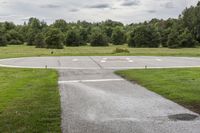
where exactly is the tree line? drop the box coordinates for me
[0,2,200,49]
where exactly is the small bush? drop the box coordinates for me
[113,48,130,54]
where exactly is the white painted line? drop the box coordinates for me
[59,79,124,84]
[101,60,106,63]
[126,58,130,60]
[104,66,200,69]
[156,59,162,61]
[128,60,133,63]
[72,59,78,62]
[0,64,100,69]
[1,62,200,70]
[103,58,107,60]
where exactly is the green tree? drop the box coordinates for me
[26,18,44,45]
[160,29,171,47]
[167,30,180,48]
[26,29,36,45]
[28,18,42,30]
[128,25,160,48]
[79,28,89,44]
[3,22,15,31]
[0,29,7,46]
[111,27,126,45]
[6,29,23,44]
[128,31,136,47]
[35,33,46,48]
[45,28,64,49]
[103,27,113,38]
[182,3,200,42]
[178,28,197,47]
[90,29,108,46]
[53,19,68,32]
[65,30,83,46]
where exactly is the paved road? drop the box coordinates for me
[0,56,200,133]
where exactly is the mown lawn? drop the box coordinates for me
[1,45,200,59]
[116,68,200,114]
[0,68,61,132]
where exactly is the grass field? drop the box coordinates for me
[0,68,61,132]
[116,68,200,114]
[1,45,200,59]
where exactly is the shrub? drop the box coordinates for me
[113,48,130,54]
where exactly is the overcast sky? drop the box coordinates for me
[0,0,199,24]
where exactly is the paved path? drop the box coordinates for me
[1,56,200,69]
[0,56,200,133]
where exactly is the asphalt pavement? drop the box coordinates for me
[0,56,200,133]
[1,56,200,69]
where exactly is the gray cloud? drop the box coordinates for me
[86,3,110,9]
[162,2,174,9]
[40,4,61,9]
[121,0,140,6]
[69,9,79,12]
[147,10,157,13]
[0,1,7,4]
[0,13,9,16]
[0,0,198,24]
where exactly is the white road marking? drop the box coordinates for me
[59,79,124,84]
[156,59,162,61]
[126,57,133,63]
[101,60,106,63]
[101,58,107,63]
[0,64,101,69]
[1,63,200,70]
[72,59,78,62]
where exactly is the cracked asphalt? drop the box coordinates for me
[0,56,200,133]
